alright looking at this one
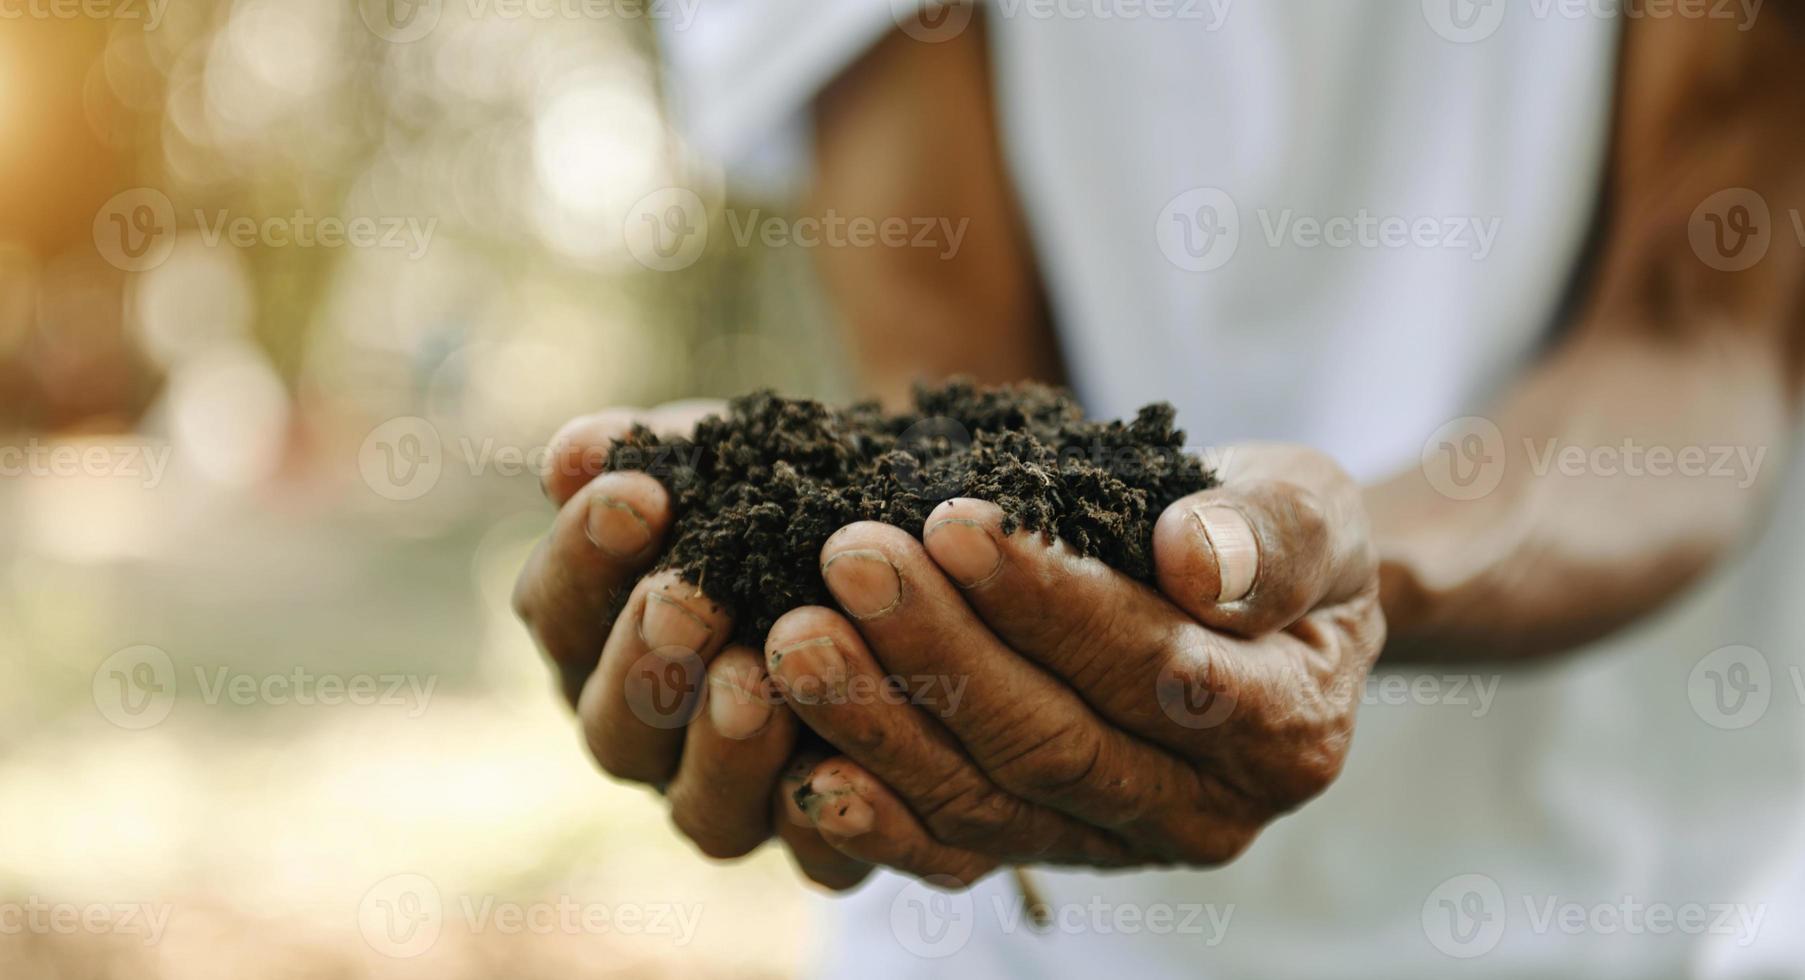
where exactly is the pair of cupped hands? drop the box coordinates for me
[513,401,1385,890]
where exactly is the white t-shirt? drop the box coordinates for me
[659,4,1805,977]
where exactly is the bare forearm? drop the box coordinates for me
[808,10,1061,408]
[1373,13,1805,662]
[1370,331,1790,662]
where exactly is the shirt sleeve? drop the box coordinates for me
[655,0,932,197]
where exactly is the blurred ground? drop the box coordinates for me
[0,436,821,979]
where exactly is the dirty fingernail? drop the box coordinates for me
[782,761,819,827]
[587,496,652,558]
[767,637,848,705]
[1194,505,1259,603]
[640,592,714,655]
[925,519,1003,588]
[803,770,874,837]
[821,550,902,619]
[709,663,774,739]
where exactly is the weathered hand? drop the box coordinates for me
[513,402,870,889]
[763,444,1384,884]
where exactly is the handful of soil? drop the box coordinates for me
[605,380,1216,647]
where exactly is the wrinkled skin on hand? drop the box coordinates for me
[516,407,1382,889]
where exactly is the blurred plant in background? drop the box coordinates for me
[0,2,845,976]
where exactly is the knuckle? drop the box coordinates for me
[1041,589,1133,682]
[944,858,994,890]
[992,719,1105,804]
[510,553,549,628]
[586,738,638,783]
[924,785,1027,851]
[1275,722,1352,807]
[904,855,990,892]
[1347,598,1388,662]
[886,836,939,878]
[1161,636,1245,729]
[510,579,535,625]
[582,723,662,786]
[669,806,760,860]
[1182,825,1257,868]
[1269,479,1332,562]
[1229,707,1351,812]
[805,868,866,893]
[833,714,894,757]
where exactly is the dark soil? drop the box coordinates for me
[604,380,1216,648]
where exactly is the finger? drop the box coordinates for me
[1153,444,1376,637]
[818,524,1253,858]
[922,497,1368,803]
[577,569,732,786]
[775,754,873,891]
[796,756,996,888]
[665,646,798,859]
[764,606,1132,866]
[541,410,640,506]
[540,400,723,506]
[921,498,1243,745]
[514,471,673,704]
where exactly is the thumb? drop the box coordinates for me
[1153,444,1374,637]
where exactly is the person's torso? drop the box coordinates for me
[990,0,1611,480]
[812,7,1805,979]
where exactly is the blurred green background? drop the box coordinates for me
[0,2,851,976]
